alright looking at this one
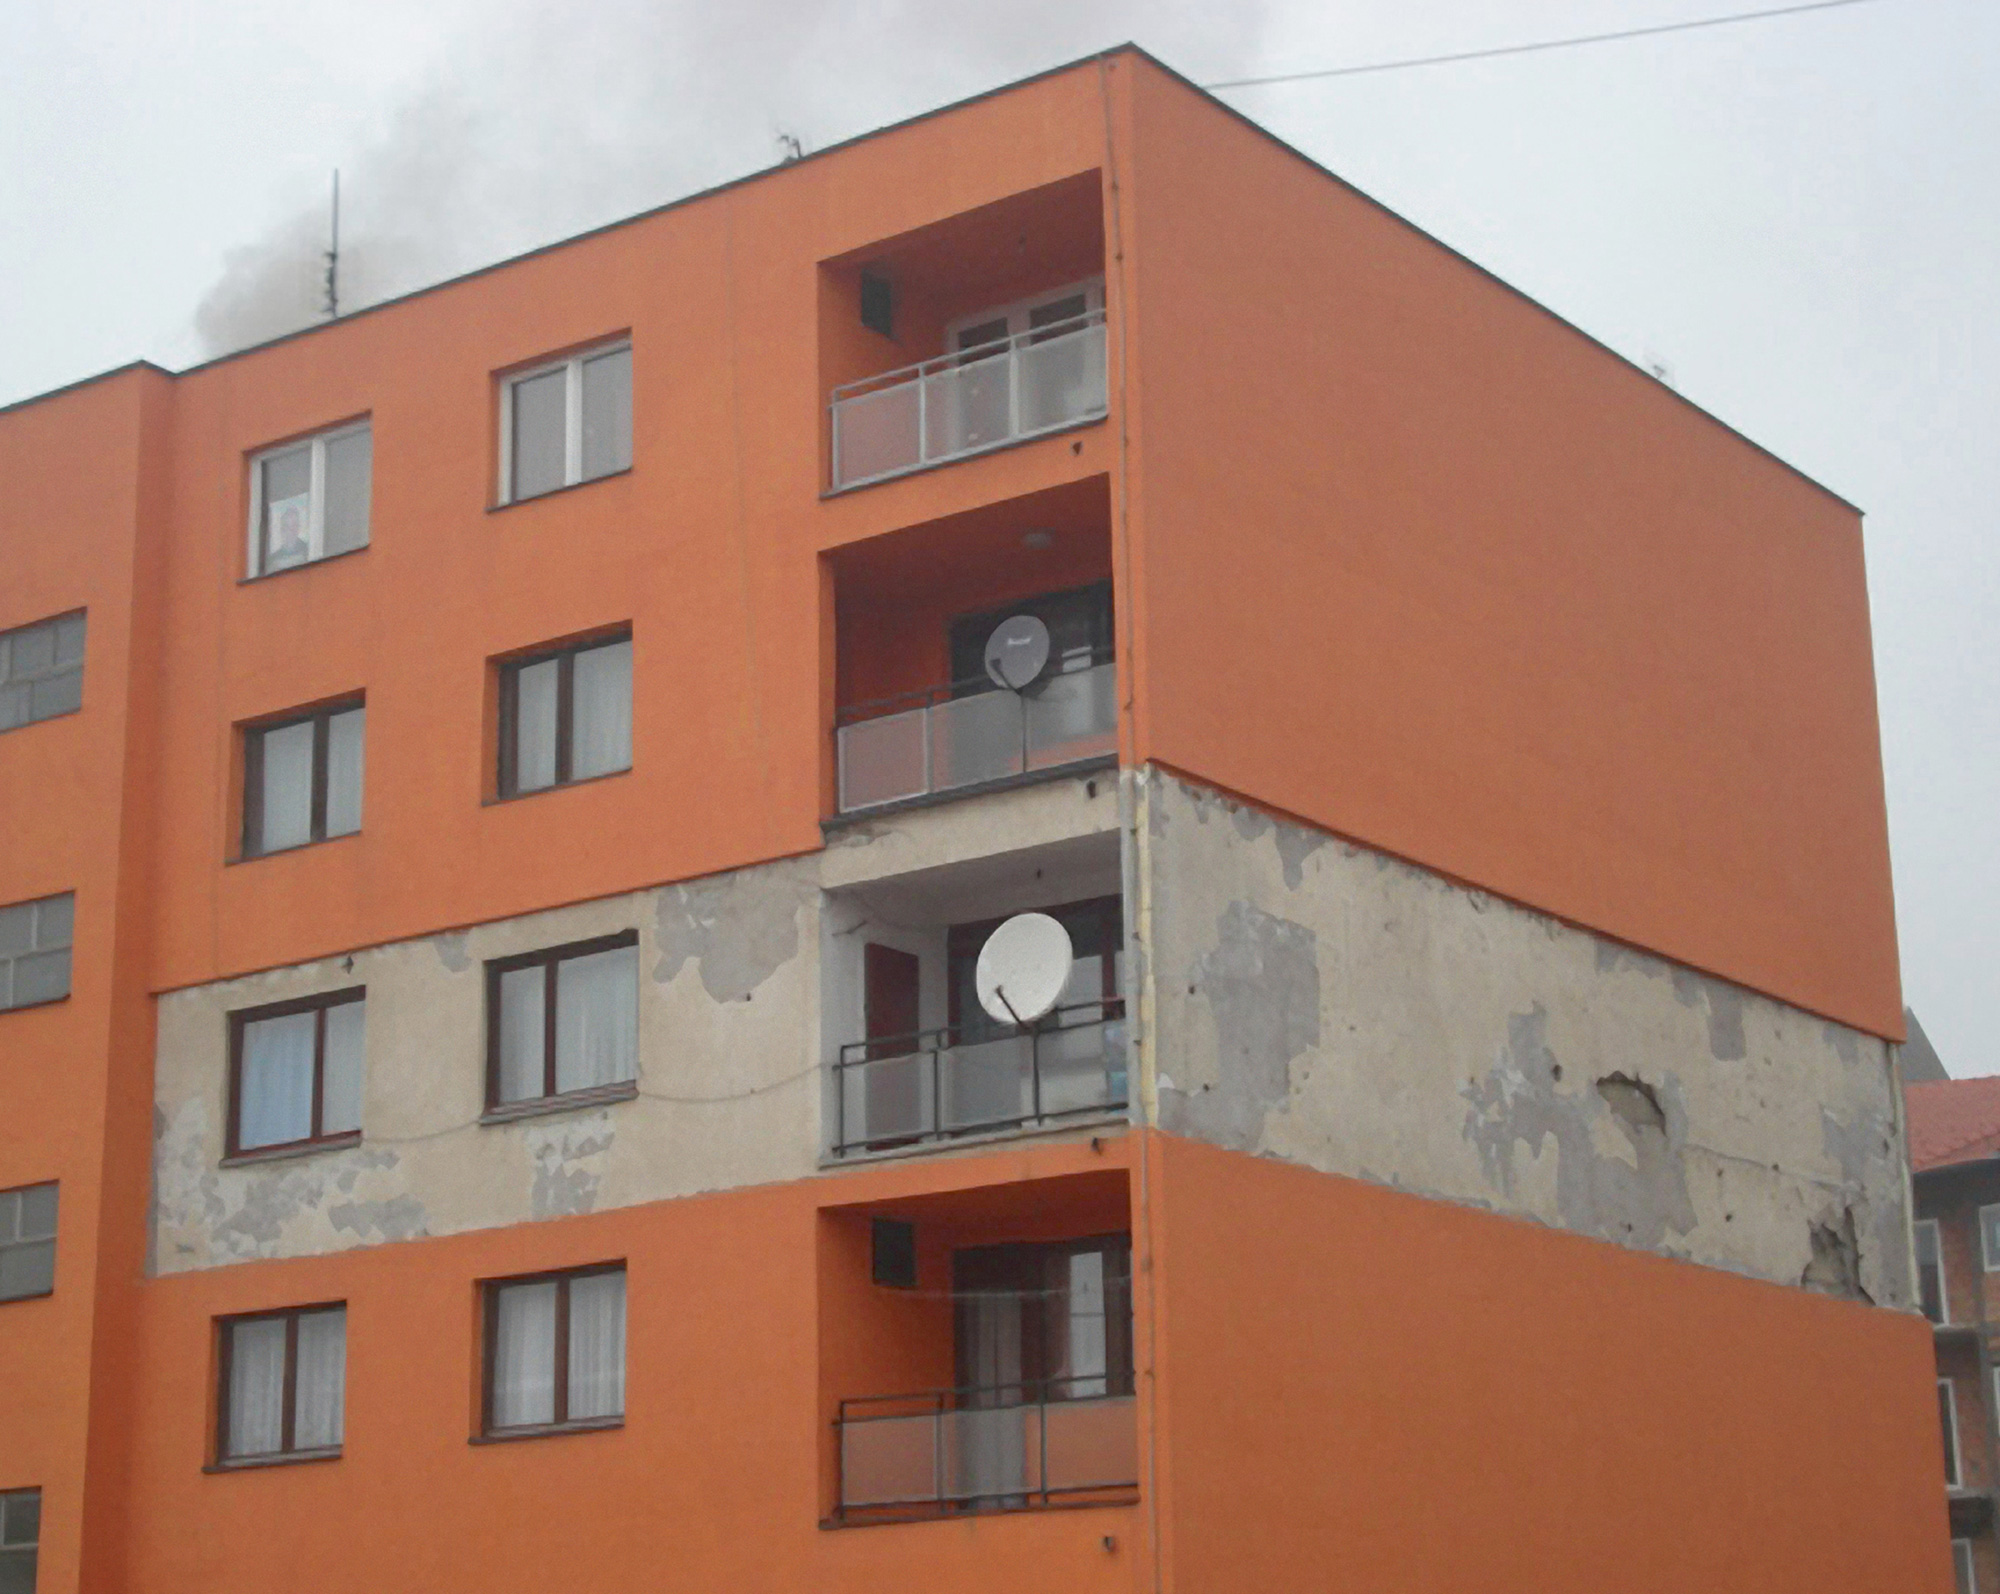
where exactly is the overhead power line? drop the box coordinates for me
[1202,0,1887,91]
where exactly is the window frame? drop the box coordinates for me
[0,608,86,733]
[942,277,1104,358]
[1942,1376,1964,1489]
[1917,1217,1950,1324]
[1954,1537,1976,1594]
[482,931,640,1116]
[495,628,634,799]
[225,988,366,1161]
[1981,1206,2000,1273]
[0,1487,38,1582]
[213,1301,348,1468]
[244,419,372,579]
[0,1181,58,1304]
[0,891,75,1015]
[496,339,632,506]
[240,697,365,858]
[477,1261,627,1440]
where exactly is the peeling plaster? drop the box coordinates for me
[328,1195,428,1243]
[526,1116,614,1219]
[431,932,470,973]
[653,868,804,1002]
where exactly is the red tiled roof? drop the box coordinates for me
[1906,1076,2000,1172]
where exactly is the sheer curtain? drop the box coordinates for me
[580,349,633,479]
[513,659,560,791]
[258,720,315,851]
[570,640,633,780]
[492,1281,558,1427]
[324,707,365,838]
[496,966,546,1103]
[293,1308,347,1449]
[567,1271,627,1420]
[238,1011,315,1148]
[226,1319,287,1457]
[320,1001,366,1136]
[555,945,637,1093]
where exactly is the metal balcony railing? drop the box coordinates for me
[829,308,1108,489]
[836,1376,1138,1519]
[835,655,1116,813]
[830,1001,1128,1158]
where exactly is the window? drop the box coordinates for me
[0,611,84,732]
[241,700,364,856]
[0,1184,57,1303]
[486,933,638,1113]
[499,342,631,503]
[1981,1206,2000,1272]
[954,1235,1133,1406]
[1957,1537,1977,1594]
[1942,1378,1963,1488]
[481,1264,626,1436]
[246,422,371,577]
[1918,1218,1950,1324]
[497,632,633,797]
[943,280,1104,359]
[216,1305,346,1465]
[227,991,365,1158]
[0,1488,37,1592]
[0,894,73,1013]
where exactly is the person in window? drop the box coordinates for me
[266,498,310,571]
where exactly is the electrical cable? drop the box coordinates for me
[1202,0,1887,91]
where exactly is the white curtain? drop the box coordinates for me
[321,428,372,556]
[566,1271,626,1420]
[324,707,364,838]
[580,348,633,479]
[239,1011,315,1149]
[1064,1252,1108,1398]
[510,368,568,500]
[258,720,315,851]
[496,966,546,1103]
[320,1001,365,1136]
[227,1318,287,1457]
[513,659,560,791]
[493,1281,558,1427]
[293,1308,347,1449]
[554,945,637,1093]
[570,640,632,780]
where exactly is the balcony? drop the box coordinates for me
[829,308,1108,491]
[831,1000,1128,1158]
[836,1376,1138,1521]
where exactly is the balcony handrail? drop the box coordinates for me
[835,646,1116,728]
[834,998,1126,1068]
[828,308,1106,405]
[837,1374,1133,1422]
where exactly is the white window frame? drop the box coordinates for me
[1981,1205,2000,1272]
[496,339,632,505]
[245,419,371,578]
[943,277,1105,355]
[1955,1537,1976,1594]
[1918,1218,1951,1323]
[1943,1377,1964,1488]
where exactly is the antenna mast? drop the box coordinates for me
[323,170,341,320]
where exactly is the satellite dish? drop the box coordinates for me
[976,912,1073,1026]
[984,615,1051,691]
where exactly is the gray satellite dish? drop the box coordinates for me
[984,614,1051,691]
[976,912,1073,1026]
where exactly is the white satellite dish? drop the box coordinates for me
[976,912,1073,1026]
[984,614,1051,691]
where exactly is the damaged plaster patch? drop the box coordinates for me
[654,868,803,1003]
[1800,1207,1872,1302]
[1160,902,1320,1151]
[328,1195,428,1243]
[1702,983,1746,1062]
[1821,1101,1908,1307]
[1462,1006,1697,1250]
[527,1116,614,1219]
[432,932,471,973]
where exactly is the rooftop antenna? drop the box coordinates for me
[322,170,341,320]
[776,131,805,163]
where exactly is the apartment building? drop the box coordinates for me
[1908,1071,2000,1594]
[0,45,1950,1593]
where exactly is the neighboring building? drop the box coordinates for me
[1908,1060,2000,1594]
[0,45,1949,1593]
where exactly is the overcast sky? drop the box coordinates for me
[2,0,1991,1072]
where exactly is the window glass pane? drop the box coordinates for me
[0,1240,55,1300]
[493,1281,558,1427]
[53,613,85,665]
[1065,1250,1108,1397]
[293,1308,347,1450]
[567,1271,626,1420]
[29,669,82,720]
[512,660,559,792]
[581,348,632,480]
[35,895,73,951]
[16,1184,55,1240]
[1984,1208,2000,1269]
[0,1192,15,1242]
[0,905,32,957]
[510,369,568,500]
[1027,293,1089,335]
[256,720,315,852]
[570,641,632,780]
[227,1318,288,1456]
[321,1002,365,1136]
[321,429,372,557]
[11,950,70,1007]
[496,967,546,1103]
[0,683,27,732]
[324,708,365,838]
[260,447,314,573]
[6,624,53,678]
[1,1491,37,1546]
[0,1553,34,1594]
[554,945,637,1094]
[239,1011,317,1149]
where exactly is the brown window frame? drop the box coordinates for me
[483,931,639,1114]
[241,696,364,858]
[0,1486,39,1579]
[225,988,366,1160]
[478,1262,627,1440]
[495,629,632,799]
[213,1301,347,1468]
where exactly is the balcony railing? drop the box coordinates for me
[829,308,1108,489]
[830,1001,1127,1158]
[836,656,1116,814]
[836,1376,1138,1519]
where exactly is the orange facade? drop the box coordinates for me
[0,48,1931,1594]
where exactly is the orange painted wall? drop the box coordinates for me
[1116,56,1900,1039]
[1144,1132,1950,1592]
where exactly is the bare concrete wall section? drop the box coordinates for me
[1134,768,1912,1307]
